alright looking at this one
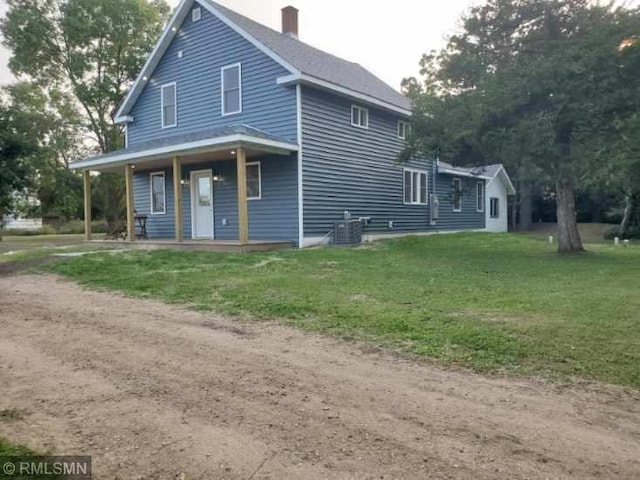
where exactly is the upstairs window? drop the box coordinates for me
[161,83,177,128]
[192,7,201,22]
[453,178,462,212]
[246,162,262,200]
[490,197,500,218]
[150,172,166,214]
[398,120,409,139]
[351,105,369,129]
[476,181,485,212]
[221,63,242,115]
[403,168,428,205]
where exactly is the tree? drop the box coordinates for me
[1,0,170,227]
[403,0,640,253]
[2,82,86,220]
[0,104,37,225]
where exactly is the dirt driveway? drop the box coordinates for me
[1,275,638,479]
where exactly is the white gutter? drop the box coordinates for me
[277,73,412,117]
[71,134,299,171]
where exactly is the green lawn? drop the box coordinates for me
[48,234,640,388]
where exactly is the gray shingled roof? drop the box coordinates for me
[439,161,504,178]
[202,0,411,111]
[83,124,293,163]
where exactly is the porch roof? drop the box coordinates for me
[71,124,298,171]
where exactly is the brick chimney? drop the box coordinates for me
[282,6,299,38]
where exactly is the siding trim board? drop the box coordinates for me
[296,83,304,248]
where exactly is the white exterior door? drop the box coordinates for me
[191,170,214,239]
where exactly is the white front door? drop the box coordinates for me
[191,170,214,239]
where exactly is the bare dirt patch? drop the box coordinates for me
[0,275,638,479]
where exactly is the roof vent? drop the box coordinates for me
[281,6,299,38]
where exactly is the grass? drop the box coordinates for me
[48,233,640,388]
[523,222,615,245]
[0,438,62,480]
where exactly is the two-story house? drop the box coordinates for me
[72,0,515,249]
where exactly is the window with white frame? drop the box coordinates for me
[161,83,177,128]
[403,168,428,205]
[192,7,201,22]
[476,181,485,212]
[490,197,500,218]
[150,172,166,214]
[351,105,369,129]
[221,63,242,115]
[453,178,462,212]
[397,120,409,139]
[246,161,261,200]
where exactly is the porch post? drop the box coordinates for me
[236,147,249,244]
[83,170,92,241]
[172,156,183,242]
[125,164,135,242]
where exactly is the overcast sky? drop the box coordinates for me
[0,0,479,89]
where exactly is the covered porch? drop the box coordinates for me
[72,125,299,251]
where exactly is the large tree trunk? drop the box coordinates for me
[556,178,584,254]
[518,180,533,231]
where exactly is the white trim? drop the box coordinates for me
[397,120,408,139]
[278,73,412,117]
[124,124,129,148]
[403,168,428,205]
[161,82,177,129]
[199,1,299,75]
[453,177,462,212]
[114,0,191,123]
[296,84,304,249]
[351,105,369,129]
[439,166,492,180]
[221,62,243,116]
[150,171,167,215]
[190,169,215,240]
[191,6,201,22]
[246,161,262,200]
[476,181,485,213]
[71,135,299,170]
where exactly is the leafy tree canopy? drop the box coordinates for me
[403,0,640,252]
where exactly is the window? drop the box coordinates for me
[453,178,462,212]
[490,197,500,218]
[476,181,485,212]
[221,63,242,115]
[351,105,369,129]
[161,83,177,128]
[403,168,428,205]
[246,162,261,200]
[398,120,409,139]
[150,172,166,214]
[192,7,201,22]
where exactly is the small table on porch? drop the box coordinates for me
[134,214,148,240]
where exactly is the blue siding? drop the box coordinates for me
[128,1,297,147]
[133,154,299,244]
[435,174,486,231]
[300,87,433,237]
[300,86,485,237]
